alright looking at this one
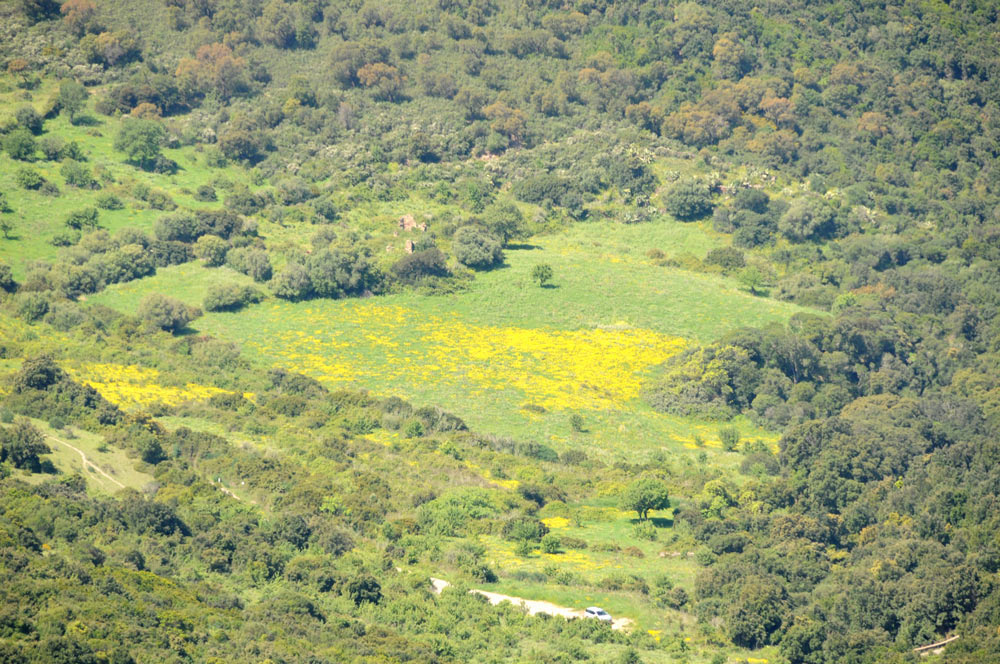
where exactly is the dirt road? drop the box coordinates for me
[430,577,633,630]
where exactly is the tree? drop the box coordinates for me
[4,129,37,161]
[0,218,13,240]
[15,106,43,134]
[65,207,99,230]
[58,80,88,122]
[531,263,553,287]
[778,197,838,242]
[61,0,98,36]
[357,62,404,102]
[664,180,714,220]
[726,579,788,648]
[0,418,50,473]
[114,118,166,168]
[270,263,313,301]
[347,575,382,606]
[194,235,229,266]
[138,294,200,333]
[482,203,527,244]
[175,43,249,99]
[619,477,670,520]
[19,0,61,24]
[7,58,32,86]
[738,264,774,295]
[454,226,503,269]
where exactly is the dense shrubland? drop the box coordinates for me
[1,0,1000,662]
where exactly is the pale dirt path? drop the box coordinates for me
[430,577,633,630]
[46,434,125,490]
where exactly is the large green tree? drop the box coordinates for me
[619,477,670,520]
[114,118,166,168]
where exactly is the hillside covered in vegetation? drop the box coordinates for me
[1,0,1000,663]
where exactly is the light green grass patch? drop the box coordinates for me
[17,418,155,494]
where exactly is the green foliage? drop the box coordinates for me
[58,79,88,121]
[619,477,669,520]
[391,248,450,285]
[60,160,97,188]
[14,165,43,190]
[453,226,503,269]
[203,283,264,312]
[0,418,50,472]
[194,234,229,266]
[137,293,201,332]
[531,263,553,287]
[5,130,37,161]
[14,105,43,134]
[718,426,740,451]
[65,206,99,230]
[113,118,166,167]
[664,180,714,221]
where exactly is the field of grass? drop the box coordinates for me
[88,218,806,462]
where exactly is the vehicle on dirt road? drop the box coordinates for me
[584,607,612,623]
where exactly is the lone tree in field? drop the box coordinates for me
[620,477,670,521]
[531,263,553,287]
[138,294,201,333]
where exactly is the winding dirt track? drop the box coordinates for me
[46,434,125,490]
[430,577,633,630]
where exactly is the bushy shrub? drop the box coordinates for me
[15,105,43,134]
[15,166,44,190]
[453,225,503,269]
[95,192,124,209]
[704,247,745,271]
[194,234,229,266]
[138,293,201,332]
[39,135,65,160]
[270,263,312,301]
[4,129,37,160]
[194,184,217,201]
[203,283,264,312]
[65,207,99,230]
[664,180,714,220]
[501,515,549,542]
[60,160,98,188]
[226,247,272,282]
[392,248,450,284]
[17,293,49,322]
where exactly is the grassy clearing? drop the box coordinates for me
[88,219,802,462]
[18,418,154,494]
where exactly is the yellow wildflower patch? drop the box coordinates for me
[240,301,686,413]
[67,363,236,409]
[541,516,570,529]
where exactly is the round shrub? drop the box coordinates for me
[453,225,503,269]
[664,179,714,220]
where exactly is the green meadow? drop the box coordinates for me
[89,217,810,463]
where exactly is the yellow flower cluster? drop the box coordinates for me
[67,363,238,409]
[244,301,686,412]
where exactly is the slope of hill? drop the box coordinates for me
[2,1,1000,663]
